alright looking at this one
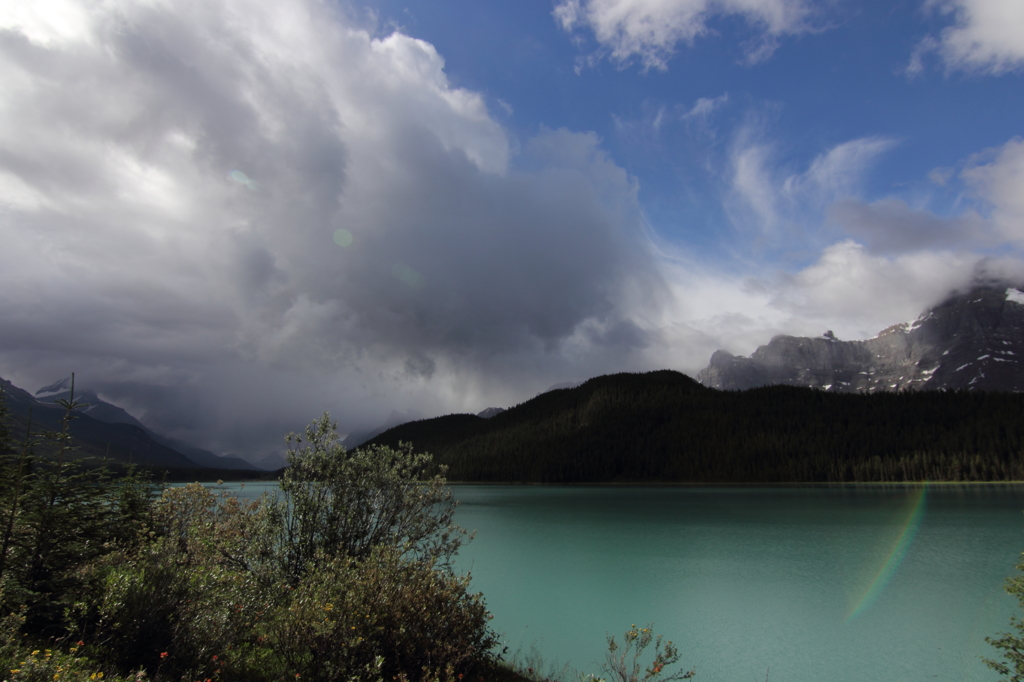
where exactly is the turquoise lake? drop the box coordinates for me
[211,482,1024,681]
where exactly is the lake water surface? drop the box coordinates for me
[210,482,1024,682]
[449,484,1024,682]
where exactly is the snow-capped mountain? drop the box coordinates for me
[697,284,1024,393]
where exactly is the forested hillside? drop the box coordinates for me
[367,370,1024,483]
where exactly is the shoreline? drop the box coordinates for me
[188,478,1024,487]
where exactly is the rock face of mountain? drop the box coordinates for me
[697,285,1024,393]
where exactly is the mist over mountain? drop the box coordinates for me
[1,375,262,472]
[698,284,1024,393]
[341,410,425,450]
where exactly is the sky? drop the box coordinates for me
[1,0,1023,458]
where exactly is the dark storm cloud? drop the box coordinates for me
[0,0,665,454]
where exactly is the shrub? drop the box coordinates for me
[0,606,132,682]
[279,414,465,583]
[987,553,1024,681]
[601,625,694,682]
[86,483,280,679]
[261,546,496,681]
[78,414,496,681]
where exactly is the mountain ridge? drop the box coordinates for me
[364,369,1024,483]
[1,375,263,473]
[697,284,1024,393]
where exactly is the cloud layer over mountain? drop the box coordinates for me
[1,0,1022,456]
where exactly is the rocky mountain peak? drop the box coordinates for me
[697,284,1024,393]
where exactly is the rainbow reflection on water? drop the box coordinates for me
[846,485,928,621]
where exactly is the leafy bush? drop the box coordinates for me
[85,483,276,679]
[76,413,497,681]
[0,607,135,682]
[601,625,693,682]
[260,546,496,681]
[987,554,1024,681]
[279,413,464,582]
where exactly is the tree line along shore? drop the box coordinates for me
[367,371,1024,484]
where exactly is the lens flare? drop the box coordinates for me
[392,263,425,289]
[333,229,353,247]
[846,485,928,621]
[228,169,257,190]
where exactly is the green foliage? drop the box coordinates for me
[599,625,693,682]
[987,554,1024,680]
[0,391,699,682]
[87,483,275,679]
[0,379,156,633]
[280,414,464,583]
[261,546,496,681]
[510,625,692,682]
[76,413,496,681]
[0,606,141,682]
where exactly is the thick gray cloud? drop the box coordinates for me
[0,0,665,454]
[828,198,990,255]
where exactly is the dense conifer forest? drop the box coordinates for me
[366,371,1024,483]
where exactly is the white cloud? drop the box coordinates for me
[2,0,1019,458]
[0,0,93,47]
[553,0,817,69]
[727,132,895,242]
[961,137,1024,241]
[771,240,980,337]
[646,240,991,371]
[922,0,1024,74]
[683,93,730,121]
[729,142,780,232]
[786,137,897,201]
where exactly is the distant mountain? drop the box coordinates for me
[340,407,503,451]
[0,375,263,473]
[246,452,289,472]
[697,284,1024,393]
[1,376,198,468]
[34,381,260,470]
[476,407,505,419]
[365,370,1024,483]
